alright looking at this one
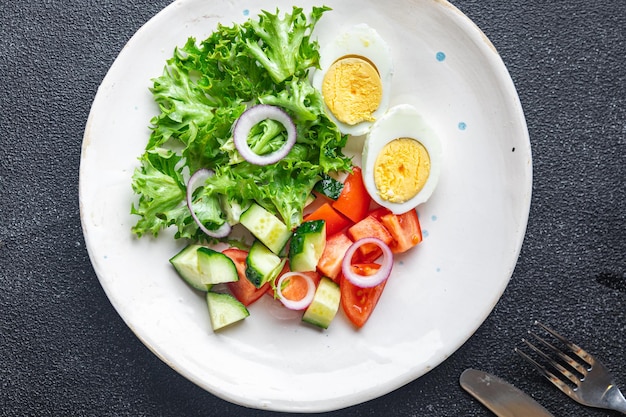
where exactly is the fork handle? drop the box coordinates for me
[606,386,626,414]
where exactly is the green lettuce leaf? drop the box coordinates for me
[244,6,330,84]
[130,150,187,238]
[131,6,352,238]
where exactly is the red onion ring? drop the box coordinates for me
[341,238,393,288]
[186,169,231,238]
[275,272,316,311]
[233,104,296,165]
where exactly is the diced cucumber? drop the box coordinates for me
[196,247,239,285]
[289,220,326,272]
[169,244,211,291]
[302,277,341,329]
[245,240,284,288]
[206,291,249,331]
[239,202,291,254]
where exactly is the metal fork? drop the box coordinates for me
[515,321,626,414]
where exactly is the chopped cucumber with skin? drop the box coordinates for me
[196,247,239,285]
[246,240,285,288]
[289,220,326,272]
[239,202,291,254]
[302,277,341,329]
[169,244,211,291]
[206,292,249,331]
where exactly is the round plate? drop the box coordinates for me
[80,0,531,412]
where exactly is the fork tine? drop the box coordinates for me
[528,331,587,379]
[515,346,576,398]
[534,321,594,366]
[522,335,582,386]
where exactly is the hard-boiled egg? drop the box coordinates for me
[312,24,393,136]
[362,104,442,214]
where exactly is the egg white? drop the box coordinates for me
[312,23,393,136]
[362,104,442,214]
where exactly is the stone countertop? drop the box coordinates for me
[1,0,624,416]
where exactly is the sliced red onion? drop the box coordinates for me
[186,169,231,238]
[342,238,393,288]
[233,104,296,165]
[275,272,316,311]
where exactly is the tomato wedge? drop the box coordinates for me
[332,167,371,223]
[223,248,269,306]
[341,263,386,328]
[347,215,393,262]
[279,270,321,302]
[367,206,391,221]
[316,232,353,281]
[304,202,352,236]
[380,209,423,253]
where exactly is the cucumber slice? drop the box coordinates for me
[169,244,210,291]
[302,277,341,329]
[196,247,239,285]
[239,203,291,254]
[245,240,284,288]
[206,291,249,331]
[289,220,326,272]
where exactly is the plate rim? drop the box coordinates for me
[79,0,532,412]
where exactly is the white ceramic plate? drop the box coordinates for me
[80,0,531,412]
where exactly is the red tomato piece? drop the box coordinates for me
[280,270,321,301]
[341,263,386,328]
[304,202,352,237]
[332,167,372,223]
[266,263,321,299]
[317,232,353,281]
[347,215,393,262]
[367,206,392,221]
[380,209,423,253]
[223,248,269,306]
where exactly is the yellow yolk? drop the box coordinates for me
[374,138,431,203]
[321,56,383,126]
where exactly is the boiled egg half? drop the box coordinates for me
[362,104,442,214]
[312,24,393,136]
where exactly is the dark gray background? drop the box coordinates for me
[1,0,625,416]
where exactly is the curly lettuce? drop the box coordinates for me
[131,6,352,240]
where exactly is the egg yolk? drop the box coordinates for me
[321,56,382,126]
[374,138,431,203]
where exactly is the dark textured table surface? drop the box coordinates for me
[1,0,625,416]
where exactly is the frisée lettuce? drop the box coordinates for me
[131,6,352,240]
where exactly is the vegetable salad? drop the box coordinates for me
[130,6,426,331]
